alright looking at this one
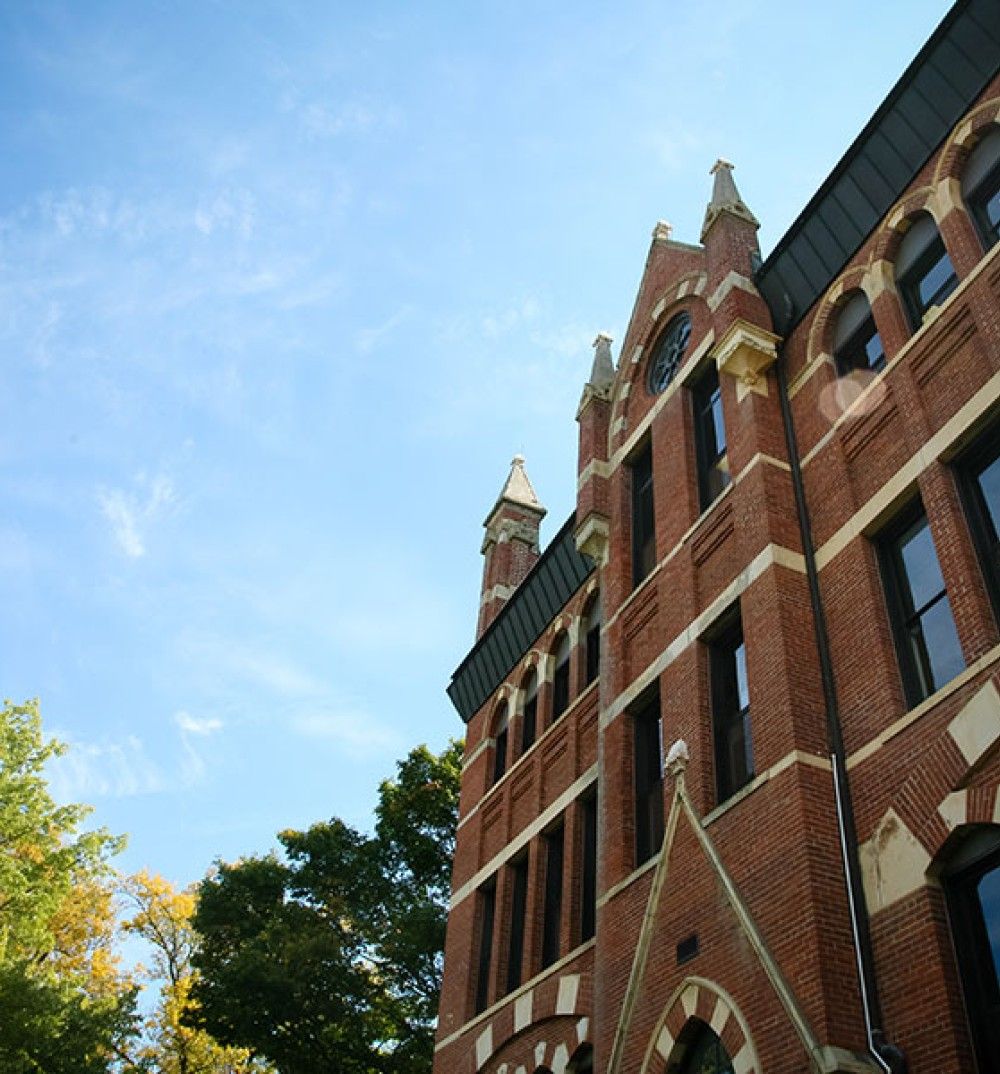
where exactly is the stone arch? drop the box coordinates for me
[934,93,1000,189]
[639,977,759,1074]
[806,263,872,367]
[871,184,941,266]
[475,972,593,1072]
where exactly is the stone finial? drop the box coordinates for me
[701,159,759,241]
[496,454,544,514]
[665,738,689,779]
[588,332,615,391]
[652,220,673,241]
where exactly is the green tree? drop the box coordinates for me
[0,699,138,1073]
[188,740,462,1074]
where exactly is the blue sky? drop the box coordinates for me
[1,0,951,888]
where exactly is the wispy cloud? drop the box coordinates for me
[97,473,176,559]
[193,189,256,238]
[300,99,400,140]
[355,304,414,354]
[292,706,400,758]
[174,710,223,785]
[47,733,166,800]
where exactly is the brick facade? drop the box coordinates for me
[437,5,1000,1072]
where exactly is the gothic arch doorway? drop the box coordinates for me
[665,1018,734,1074]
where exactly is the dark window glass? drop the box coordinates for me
[958,430,1000,621]
[631,442,655,587]
[474,882,496,1014]
[962,128,1000,251]
[493,714,508,785]
[634,695,664,866]
[580,793,597,942]
[944,830,1000,1073]
[648,311,692,394]
[879,503,965,707]
[896,215,958,330]
[506,856,529,993]
[584,594,601,685]
[693,364,730,512]
[670,1020,735,1074]
[710,612,753,803]
[541,824,564,969]
[521,673,538,753]
[836,315,884,374]
[552,634,570,720]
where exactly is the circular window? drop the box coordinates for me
[647,312,692,393]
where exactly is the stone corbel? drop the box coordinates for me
[574,512,610,565]
[714,319,781,401]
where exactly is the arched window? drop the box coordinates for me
[895,212,958,330]
[521,670,538,753]
[583,592,602,685]
[491,704,509,785]
[566,1043,593,1073]
[666,1019,735,1074]
[552,632,571,720]
[941,825,1000,1071]
[832,290,884,375]
[962,126,1000,251]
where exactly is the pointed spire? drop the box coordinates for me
[497,454,544,513]
[588,332,615,391]
[701,159,759,241]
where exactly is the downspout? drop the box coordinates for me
[774,333,907,1074]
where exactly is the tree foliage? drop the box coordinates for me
[189,740,463,1074]
[123,870,269,1074]
[0,699,138,1073]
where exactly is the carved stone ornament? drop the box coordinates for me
[574,512,610,565]
[714,319,781,399]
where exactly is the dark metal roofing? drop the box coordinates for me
[756,0,1000,336]
[447,514,594,723]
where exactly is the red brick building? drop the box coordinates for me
[435,3,1000,1072]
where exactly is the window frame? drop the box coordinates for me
[942,827,1000,1073]
[474,880,496,1014]
[895,215,958,331]
[647,310,692,395]
[956,427,1000,624]
[492,706,509,786]
[833,292,885,376]
[877,499,966,709]
[708,608,753,804]
[631,440,656,588]
[551,632,571,721]
[633,692,664,867]
[692,362,730,513]
[521,671,539,754]
[962,126,1000,252]
[506,854,529,994]
[580,791,597,943]
[583,592,601,686]
[540,822,564,969]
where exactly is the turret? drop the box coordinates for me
[575,333,614,565]
[477,455,546,637]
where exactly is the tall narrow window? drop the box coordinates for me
[583,592,601,685]
[541,823,564,969]
[506,856,529,993]
[896,213,958,330]
[709,610,753,803]
[580,792,597,942]
[492,706,509,785]
[878,501,965,707]
[631,441,655,588]
[833,290,885,375]
[474,881,496,1014]
[521,671,538,754]
[943,827,1000,1073]
[962,126,1000,251]
[671,1019,735,1074]
[693,364,730,512]
[633,694,664,867]
[958,428,1000,620]
[552,632,571,720]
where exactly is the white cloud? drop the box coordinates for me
[193,189,256,238]
[355,304,414,354]
[300,99,399,139]
[174,710,223,785]
[47,733,166,800]
[97,473,175,559]
[292,707,400,758]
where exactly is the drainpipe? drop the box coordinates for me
[774,335,907,1074]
